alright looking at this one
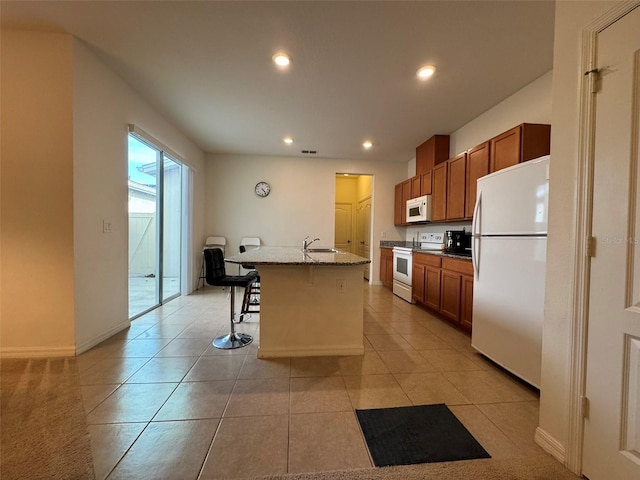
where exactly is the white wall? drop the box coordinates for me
[538,0,618,464]
[1,29,76,356]
[204,154,406,283]
[73,40,206,352]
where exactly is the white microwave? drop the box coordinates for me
[406,195,432,223]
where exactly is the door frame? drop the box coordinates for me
[566,1,640,474]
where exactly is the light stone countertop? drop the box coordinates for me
[225,246,371,266]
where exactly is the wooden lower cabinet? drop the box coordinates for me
[380,247,394,288]
[412,253,473,332]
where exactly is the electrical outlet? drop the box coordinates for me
[336,279,346,293]
[381,231,387,238]
[103,220,112,233]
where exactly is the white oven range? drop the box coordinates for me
[392,246,414,303]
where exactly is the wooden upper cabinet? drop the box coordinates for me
[431,162,447,222]
[411,175,422,198]
[394,183,403,226]
[465,142,490,218]
[416,135,450,175]
[421,171,432,196]
[446,153,466,221]
[489,123,551,173]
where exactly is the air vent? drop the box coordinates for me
[301,149,318,155]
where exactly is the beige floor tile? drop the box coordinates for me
[125,356,198,383]
[419,349,489,372]
[290,356,341,377]
[79,357,150,385]
[132,324,188,339]
[400,332,449,350]
[224,377,290,417]
[86,383,177,424]
[201,342,256,356]
[288,411,372,473]
[155,338,212,357]
[443,370,539,404]
[176,323,223,339]
[477,401,544,454]
[153,380,234,421]
[238,355,291,379]
[365,333,414,351]
[290,376,352,413]
[108,420,218,480]
[118,338,175,358]
[200,415,288,478]
[394,372,472,406]
[388,320,431,335]
[363,320,396,334]
[448,404,523,460]
[337,351,390,375]
[377,349,438,374]
[183,355,245,381]
[88,423,146,480]
[343,373,412,409]
[81,384,119,415]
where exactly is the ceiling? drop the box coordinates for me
[1,1,555,163]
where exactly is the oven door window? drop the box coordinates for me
[396,256,409,276]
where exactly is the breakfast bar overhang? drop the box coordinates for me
[225,247,371,358]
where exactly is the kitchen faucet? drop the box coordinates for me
[302,236,320,251]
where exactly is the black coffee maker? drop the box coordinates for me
[445,229,470,254]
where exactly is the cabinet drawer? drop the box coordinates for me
[380,247,393,258]
[441,257,473,275]
[414,253,442,268]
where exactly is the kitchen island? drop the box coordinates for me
[225,246,371,358]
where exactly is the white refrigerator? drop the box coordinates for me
[471,155,549,389]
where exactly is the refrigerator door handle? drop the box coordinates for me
[472,192,481,279]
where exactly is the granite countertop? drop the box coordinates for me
[225,246,371,266]
[379,241,472,261]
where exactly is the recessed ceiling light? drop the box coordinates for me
[283,137,294,144]
[417,65,436,79]
[363,141,373,149]
[273,52,291,67]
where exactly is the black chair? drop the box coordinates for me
[204,248,258,349]
[239,245,260,313]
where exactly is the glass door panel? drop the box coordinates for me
[128,136,160,318]
[162,155,182,301]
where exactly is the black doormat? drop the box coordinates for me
[355,404,491,467]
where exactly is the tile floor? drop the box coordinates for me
[79,283,546,479]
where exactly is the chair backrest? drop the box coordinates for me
[205,236,226,254]
[240,237,261,251]
[204,248,226,285]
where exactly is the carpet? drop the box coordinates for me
[355,404,490,467]
[0,358,95,479]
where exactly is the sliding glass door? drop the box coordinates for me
[128,134,183,319]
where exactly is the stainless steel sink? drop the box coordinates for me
[304,248,339,253]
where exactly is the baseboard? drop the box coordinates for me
[258,345,365,358]
[535,426,566,464]
[75,319,131,355]
[0,345,76,359]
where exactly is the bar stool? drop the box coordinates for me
[238,245,260,321]
[204,248,258,349]
[197,236,226,290]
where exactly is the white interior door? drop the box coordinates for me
[583,6,640,479]
[335,203,353,253]
[357,197,372,280]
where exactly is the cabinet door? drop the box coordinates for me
[380,252,388,285]
[465,142,490,218]
[440,270,461,322]
[411,175,422,198]
[490,125,521,173]
[394,183,403,226]
[421,171,432,196]
[446,153,466,220]
[385,256,394,288]
[416,135,450,175]
[460,274,473,331]
[402,180,411,224]
[412,263,426,304]
[431,163,447,222]
[425,266,441,311]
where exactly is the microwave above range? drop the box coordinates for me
[406,195,432,223]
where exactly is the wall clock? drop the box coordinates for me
[254,181,271,197]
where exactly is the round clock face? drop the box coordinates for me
[255,181,271,197]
